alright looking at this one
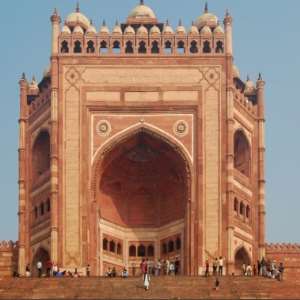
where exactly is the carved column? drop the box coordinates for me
[50,10,61,264]
[256,75,266,259]
[18,74,28,275]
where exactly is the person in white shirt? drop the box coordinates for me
[37,261,42,277]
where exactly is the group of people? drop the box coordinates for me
[23,261,91,278]
[204,256,225,277]
[256,258,284,281]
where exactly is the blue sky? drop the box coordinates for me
[0,0,299,243]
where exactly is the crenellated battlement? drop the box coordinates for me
[0,241,18,251]
[266,243,300,252]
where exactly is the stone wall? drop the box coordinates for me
[0,241,18,277]
[266,243,300,280]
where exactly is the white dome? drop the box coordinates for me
[244,77,256,96]
[232,65,240,78]
[73,25,84,35]
[189,22,199,35]
[196,4,218,29]
[62,24,71,35]
[124,25,135,35]
[112,22,122,35]
[150,25,161,35]
[99,21,110,34]
[86,22,97,34]
[163,21,174,34]
[137,25,148,35]
[65,6,90,30]
[214,24,224,34]
[29,76,39,93]
[128,1,156,19]
[176,21,186,34]
[200,25,212,36]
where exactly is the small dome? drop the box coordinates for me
[29,76,39,93]
[99,21,110,34]
[62,24,71,35]
[244,77,256,96]
[232,65,240,79]
[137,25,148,35]
[196,4,218,29]
[163,21,174,34]
[200,25,212,36]
[124,25,135,35]
[214,24,224,34]
[128,1,156,19]
[176,20,186,34]
[86,22,97,34]
[189,22,199,35]
[65,5,90,30]
[150,25,161,35]
[112,21,122,35]
[73,25,84,35]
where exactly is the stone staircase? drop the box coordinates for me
[0,276,299,299]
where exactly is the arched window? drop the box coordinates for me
[117,243,122,255]
[129,245,136,257]
[147,245,154,257]
[190,40,198,54]
[176,238,181,250]
[162,243,167,254]
[109,240,116,252]
[74,40,82,53]
[87,40,95,53]
[46,198,51,212]
[151,41,159,54]
[240,202,245,216]
[103,238,108,251]
[203,40,211,53]
[112,41,121,54]
[168,240,174,253]
[40,202,45,216]
[138,244,146,257]
[32,131,50,181]
[246,205,250,218]
[100,41,108,54]
[216,41,224,53]
[138,41,147,54]
[61,41,69,53]
[177,41,185,54]
[234,198,238,212]
[235,247,251,275]
[234,130,251,177]
[125,41,134,54]
[164,40,172,54]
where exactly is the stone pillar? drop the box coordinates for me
[224,11,233,56]
[50,9,61,264]
[256,74,266,259]
[18,73,28,276]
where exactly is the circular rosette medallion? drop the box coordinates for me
[173,120,189,137]
[96,120,112,137]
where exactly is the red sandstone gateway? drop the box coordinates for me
[15,1,269,277]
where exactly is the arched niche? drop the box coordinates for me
[234,129,251,177]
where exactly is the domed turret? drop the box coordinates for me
[124,25,135,35]
[99,20,110,34]
[189,21,199,35]
[65,3,90,30]
[163,20,174,34]
[195,3,218,29]
[73,24,84,35]
[86,20,97,34]
[112,21,122,35]
[62,23,71,35]
[244,76,256,96]
[214,23,224,35]
[28,76,39,94]
[128,0,156,21]
[150,25,161,35]
[137,25,148,35]
[176,20,186,34]
[200,25,212,36]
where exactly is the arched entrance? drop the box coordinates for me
[31,247,50,277]
[90,128,192,275]
[234,247,251,275]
